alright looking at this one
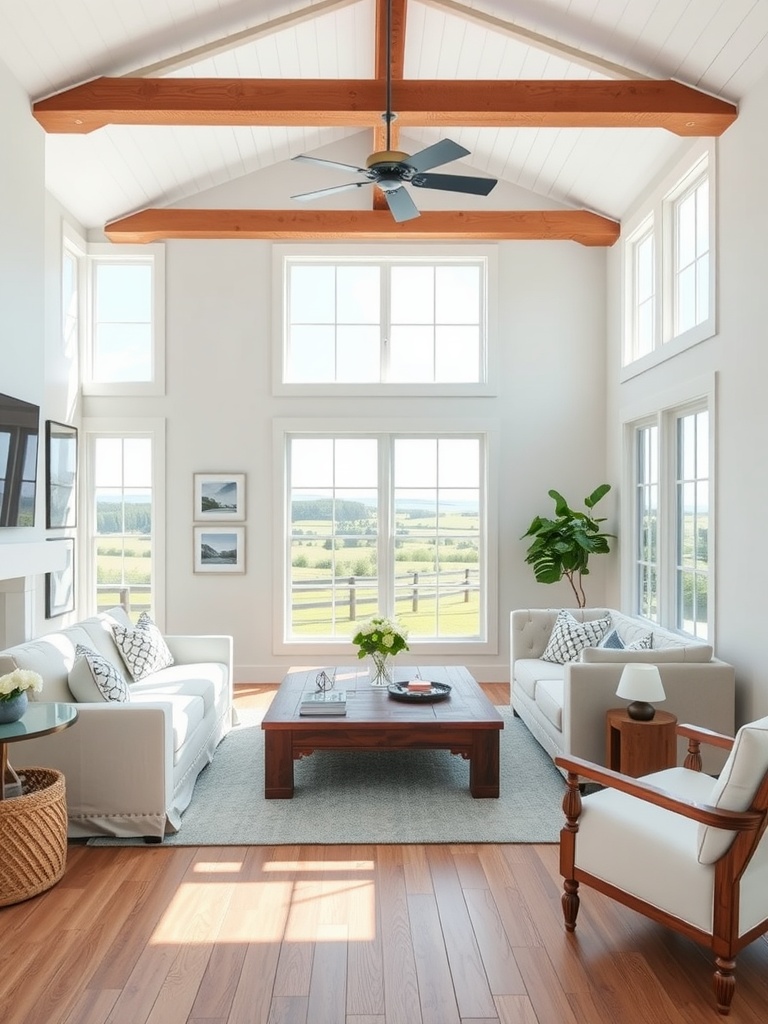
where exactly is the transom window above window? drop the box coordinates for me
[283,257,487,387]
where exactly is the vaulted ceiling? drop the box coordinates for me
[1,0,764,245]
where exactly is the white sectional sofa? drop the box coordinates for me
[0,607,233,840]
[511,608,736,774]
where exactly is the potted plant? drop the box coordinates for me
[521,484,613,608]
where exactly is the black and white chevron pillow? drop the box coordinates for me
[112,612,174,682]
[542,610,611,664]
[70,644,131,703]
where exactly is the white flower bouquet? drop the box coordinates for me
[352,616,409,658]
[0,668,44,702]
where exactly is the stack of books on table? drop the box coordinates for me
[299,690,347,715]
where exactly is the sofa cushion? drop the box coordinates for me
[697,716,768,864]
[69,644,131,703]
[514,658,565,700]
[129,663,228,715]
[112,612,174,682]
[579,646,713,664]
[129,691,206,758]
[542,610,610,664]
[535,679,563,730]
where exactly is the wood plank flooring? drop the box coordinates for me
[1,683,767,1024]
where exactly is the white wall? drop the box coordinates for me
[605,69,768,724]
[86,153,610,682]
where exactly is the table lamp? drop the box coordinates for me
[616,664,666,721]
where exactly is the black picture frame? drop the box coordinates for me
[46,537,75,618]
[46,420,78,528]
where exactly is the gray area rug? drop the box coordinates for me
[88,706,566,846]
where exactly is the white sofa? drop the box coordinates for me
[0,607,233,840]
[511,608,736,774]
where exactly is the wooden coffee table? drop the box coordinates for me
[261,665,503,799]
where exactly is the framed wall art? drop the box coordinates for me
[46,420,78,528]
[193,473,246,521]
[46,537,75,617]
[194,526,245,574]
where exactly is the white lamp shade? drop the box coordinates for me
[616,664,666,703]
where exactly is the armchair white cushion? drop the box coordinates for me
[556,717,768,1016]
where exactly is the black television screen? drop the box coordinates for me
[0,391,39,527]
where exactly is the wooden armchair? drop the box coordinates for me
[555,716,768,1015]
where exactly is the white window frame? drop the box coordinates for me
[622,374,716,641]
[62,222,86,361]
[82,243,166,397]
[272,417,499,657]
[272,244,498,397]
[621,142,716,380]
[81,417,166,629]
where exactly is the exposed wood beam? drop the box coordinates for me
[104,208,620,246]
[372,0,407,209]
[33,78,737,136]
[418,0,652,81]
[124,0,363,79]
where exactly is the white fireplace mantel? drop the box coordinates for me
[0,540,68,582]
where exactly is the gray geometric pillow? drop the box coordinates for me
[69,644,131,703]
[542,610,611,664]
[599,628,625,650]
[111,611,174,682]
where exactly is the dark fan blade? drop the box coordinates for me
[292,154,369,174]
[403,139,470,173]
[411,172,497,196]
[385,186,420,223]
[291,181,374,201]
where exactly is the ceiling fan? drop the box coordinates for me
[290,0,498,223]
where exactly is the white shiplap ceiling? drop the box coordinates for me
[1,0,766,232]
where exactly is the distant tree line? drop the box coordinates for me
[292,499,370,521]
[97,502,151,534]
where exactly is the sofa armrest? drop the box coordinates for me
[13,702,174,823]
[563,661,736,771]
[163,634,233,668]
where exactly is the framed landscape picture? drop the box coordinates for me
[46,537,75,617]
[46,420,78,528]
[194,526,245,574]
[194,473,246,521]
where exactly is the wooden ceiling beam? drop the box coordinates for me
[34,78,737,136]
[104,208,620,246]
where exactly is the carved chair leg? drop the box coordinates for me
[713,957,736,1015]
[562,878,580,932]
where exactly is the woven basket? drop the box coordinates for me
[0,767,67,907]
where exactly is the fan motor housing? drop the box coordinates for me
[366,150,409,169]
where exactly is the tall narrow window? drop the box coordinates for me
[286,433,485,642]
[635,424,659,621]
[674,174,710,336]
[92,436,154,622]
[633,226,655,360]
[676,409,709,638]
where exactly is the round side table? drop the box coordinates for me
[605,708,678,778]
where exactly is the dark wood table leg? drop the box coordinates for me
[469,728,500,798]
[264,730,295,798]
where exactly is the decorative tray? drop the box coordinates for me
[387,681,452,703]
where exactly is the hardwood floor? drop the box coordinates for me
[2,683,767,1024]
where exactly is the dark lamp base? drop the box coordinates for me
[626,700,656,721]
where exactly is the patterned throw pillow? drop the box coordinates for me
[599,628,625,650]
[111,612,174,682]
[69,644,131,703]
[542,610,611,664]
[626,632,653,651]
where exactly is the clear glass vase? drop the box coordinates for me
[368,651,393,687]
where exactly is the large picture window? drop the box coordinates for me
[281,253,489,390]
[283,430,489,646]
